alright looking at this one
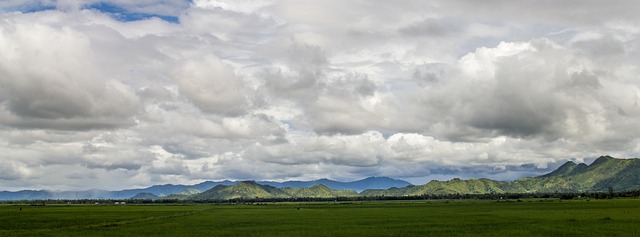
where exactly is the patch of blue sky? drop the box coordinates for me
[21,4,56,13]
[1,3,56,14]
[84,2,180,23]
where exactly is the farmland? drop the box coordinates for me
[2,199,640,236]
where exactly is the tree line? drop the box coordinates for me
[3,189,640,205]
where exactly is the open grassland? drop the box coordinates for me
[2,199,640,236]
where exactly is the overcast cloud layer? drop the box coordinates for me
[1,0,640,191]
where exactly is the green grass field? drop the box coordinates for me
[2,199,640,236]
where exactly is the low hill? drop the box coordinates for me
[282,184,358,198]
[260,177,411,192]
[189,181,291,200]
[189,182,360,200]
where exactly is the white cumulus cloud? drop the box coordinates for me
[1,0,640,190]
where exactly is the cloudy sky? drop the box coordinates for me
[1,0,639,191]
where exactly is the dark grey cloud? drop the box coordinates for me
[0,162,25,180]
[0,17,140,130]
[399,18,460,38]
[140,85,173,101]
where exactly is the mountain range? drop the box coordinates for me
[189,156,640,200]
[361,155,640,196]
[0,177,410,200]
[2,156,639,200]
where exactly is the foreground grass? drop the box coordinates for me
[2,199,640,236]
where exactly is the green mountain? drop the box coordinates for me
[538,161,588,178]
[161,188,202,200]
[189,182,360,200]
[361,156,640,196]
[361,178,519,196]
[189,181,290,200]
[282,184,358,198]
[520,155,640,192]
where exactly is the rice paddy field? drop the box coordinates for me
[2,199,640,236]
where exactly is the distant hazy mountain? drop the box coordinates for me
[0,190,51,200]
[129,192,159,200]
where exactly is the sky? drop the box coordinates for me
[1,0,640,191]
